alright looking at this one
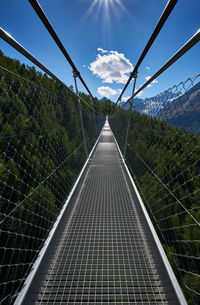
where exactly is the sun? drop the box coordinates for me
[83,0,127,22]
[99,0,126,13]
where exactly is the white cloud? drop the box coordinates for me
[122,89,143,102]
[145,76,158,83]
[97,47,108,54]
[145,76,158,86]
[146,66,150,70]
[97,86,121,98]
[89,50,133,84]
[135,90,144,97]
[122,96,131,102]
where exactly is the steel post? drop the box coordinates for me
[73,72,88,157]
[123,73,137,157]
[90,96,98,137]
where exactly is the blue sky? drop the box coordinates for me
[0,0,199,101]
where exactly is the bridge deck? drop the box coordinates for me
[20,120,183,305]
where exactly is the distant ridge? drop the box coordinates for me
[100,97,113,102]
[123,97,144,110]
[157,81,200,134]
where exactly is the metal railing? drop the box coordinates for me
[0,28,98,115]
[109,74,200,304]
[0,65,104,305]
[28,0,95,102]
[0,1,105,303]
[1,0,199,304]
[113,0,199,161]
[122,30,200,108]
[116,0,178,105]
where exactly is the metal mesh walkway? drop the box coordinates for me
[21,120,183,305]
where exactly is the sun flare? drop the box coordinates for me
[83,0,127,22]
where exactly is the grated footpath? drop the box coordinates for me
[25,120,182,304]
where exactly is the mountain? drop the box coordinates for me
[133,92,179,116]
[133,97,146,112]
[100,97,113,103]
[123,97,144,110]
[130,82,200,135]
[157,81,200,134]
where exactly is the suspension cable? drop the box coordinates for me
[28,0,95,102]
[0,27,101,116]
[122,29,200,108]
[126,142,200,227]
[116,0,178,105]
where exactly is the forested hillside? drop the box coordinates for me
[0,50,107,304]
[1,50,200,304]
[110,110,200,304]
[0,50,115,115]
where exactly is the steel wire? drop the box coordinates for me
[0,66,104,305]
[110,74,200,304]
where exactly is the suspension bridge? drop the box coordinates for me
[0,0,200,305]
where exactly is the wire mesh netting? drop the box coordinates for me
[110,74,200,305]
[0,65,104,305]
[33,122,180,305]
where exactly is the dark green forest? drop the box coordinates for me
[0,50,109,304]
[110,110,200,304]
[0,50,200,305]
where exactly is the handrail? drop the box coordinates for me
[116,0,178,104]
[122,29,200,108]
[28,0,95,102]
[0,28,67,87]
[0,27,100,116]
